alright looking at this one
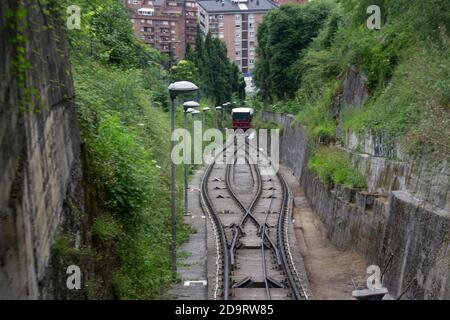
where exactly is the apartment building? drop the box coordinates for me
[273,0,306,4]
[197,0,277,74]
[124,0,197,60]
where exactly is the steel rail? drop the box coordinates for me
[276,172,303,300]
[200,145,232,300]
[249,142,308,300]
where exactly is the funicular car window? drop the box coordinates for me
[233,112,249,120]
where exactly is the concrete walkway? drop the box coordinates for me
[166,167,208,300]
[280,166,368,300]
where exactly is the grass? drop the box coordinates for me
[342,42,450,158]
[269,0,450,161]
[73,57,192,299]
[308,146,367,189]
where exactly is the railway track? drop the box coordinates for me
[200,134,308,300]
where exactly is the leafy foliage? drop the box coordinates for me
[253,1,335,101]
[256,0,450,159]
[170,59,200,84]
[343,43,450,157]
[186,26,245,105]
[308,147,367,188]
[58,0,192,299]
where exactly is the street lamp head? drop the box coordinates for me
[185,108,194,113]
[202,107,210,112]
[168,81,199,99]
[216,106,222,110]
[191,110,200,115]
[183,100,200,112]
[183,101,200,108]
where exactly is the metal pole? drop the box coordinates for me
[202,111,205,129]
[192,114,195,163]
[201,113,204,154]
[184,111,188,215]
[170,97,177,278]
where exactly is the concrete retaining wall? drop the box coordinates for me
[0,1,83,299]
[263,111,450,299]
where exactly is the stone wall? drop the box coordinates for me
[0,1,83,299]
[263,109,450,299]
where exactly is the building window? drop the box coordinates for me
[249,59,254,64]
[128,0,139,4]
[236,51,240,56]
[219,15,224,19]
[138,8,154,16]
[235,15,241,21]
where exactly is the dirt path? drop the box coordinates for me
[281,166,367,300]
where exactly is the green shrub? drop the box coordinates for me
[92,215,122,244]
[308,147,367,188]
[343,43,450,158]
[53,234,78,258]
[295,82,338,143]
[74,57,190,299]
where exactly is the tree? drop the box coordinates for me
[186,26,245,105]
[169,59,199,84]
[254,2,334,101]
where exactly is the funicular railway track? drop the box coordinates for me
[200,134,308,300]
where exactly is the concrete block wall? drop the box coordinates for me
[263,110,450,299]
[0,1,83,299]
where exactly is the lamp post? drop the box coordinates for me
[191,110,200,165]
[202,107,210,129]
[215,106,222,129]
[182,101,199,217]
[191,109,200,135]
[168,81,199,278]
[223,102,231,128]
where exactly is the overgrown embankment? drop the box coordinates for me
[255,0,449,299]
[0,0,82,298]
[51,0,209,299]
